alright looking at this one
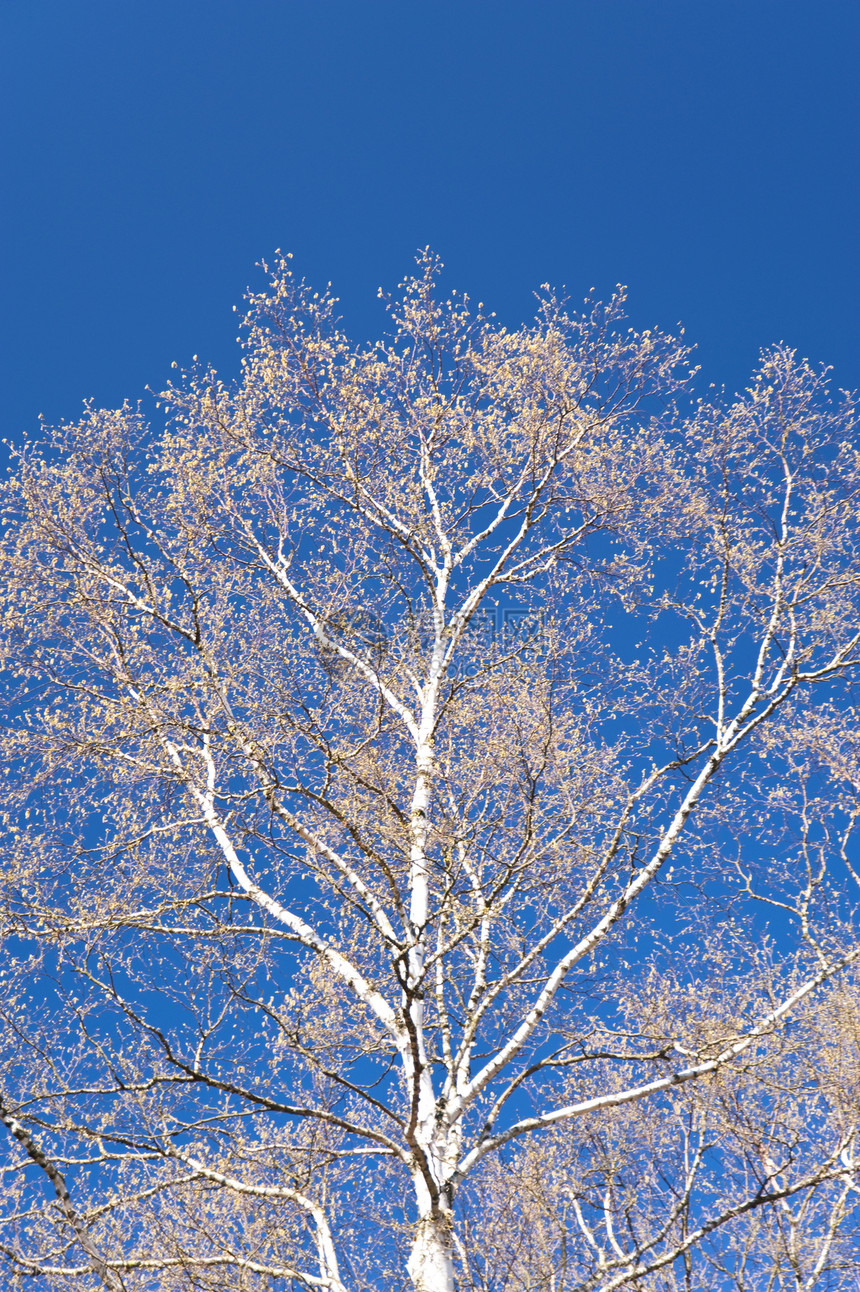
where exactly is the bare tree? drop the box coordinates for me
[0,253,858,1291]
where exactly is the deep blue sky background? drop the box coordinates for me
[2,0,857,443]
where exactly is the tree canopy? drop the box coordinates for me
[1,254,858,1291]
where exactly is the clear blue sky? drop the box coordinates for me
[2,0,857,441]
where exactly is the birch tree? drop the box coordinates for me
[0,253,858,1291]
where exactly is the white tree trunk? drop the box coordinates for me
[407,1213,455,1292]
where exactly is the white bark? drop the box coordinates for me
[407,1213,456,1292]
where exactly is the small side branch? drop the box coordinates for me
[0,1096,126,1292]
